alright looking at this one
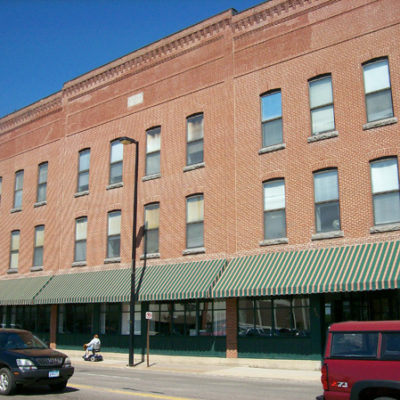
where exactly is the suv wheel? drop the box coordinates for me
[0,368,16,395]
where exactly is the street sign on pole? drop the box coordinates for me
[145,312,153,320]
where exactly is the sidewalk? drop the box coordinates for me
[62,349,322,383]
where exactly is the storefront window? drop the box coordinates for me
[0,306,6,327]
[62,304,94,334]
[100,303,120,335]
[239,296,310,337]
[120,303,141,335]
[148,301,226,337]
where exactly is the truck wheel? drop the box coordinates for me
[0,368,16,395]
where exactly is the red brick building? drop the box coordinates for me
[1,0,399,361]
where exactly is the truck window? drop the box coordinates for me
[331,332,378,358]
[381,333,400,360]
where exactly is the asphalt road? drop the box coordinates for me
[11,364,322,400]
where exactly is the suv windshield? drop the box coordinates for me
[0,331,48,350]
[331,332,378,358]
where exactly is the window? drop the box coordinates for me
[36,162,48,203]
[100,303,120,335]
[109,140,123,185]
[13,170,24,209]
[107,210,121,259]
[186,195,204,249]
[77,149,90,192]
[186,114,204,166]
[314,169,341,233]
[309,75,335,134]
[121,303,141,335]
[363,58,394,122]
[59,304,94,334]
[263,179,286,240]
[148,301,225,336]
[74,217,87,262]
[9,230,20,270]
[144,203,159,254]
[33,225,44,267]
[381,333,400,360]
[146,127,161,176]
[238,297,310,337]
[331,332,378,358]
[261,90,283,147]
[370,158,400,225]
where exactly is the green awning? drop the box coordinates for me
[0,275,53,305]
[34,259,226,304]
[34,269,132,304]
[137,259,226,301]
[212,241,400,298]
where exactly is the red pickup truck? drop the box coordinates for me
[318,321,400,400]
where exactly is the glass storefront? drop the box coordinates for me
[238,296,311,337]
[148,300,226,336]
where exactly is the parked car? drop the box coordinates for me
[0,328,74,395]
[317,321,400,400]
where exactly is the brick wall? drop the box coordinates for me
[0,0,399,277]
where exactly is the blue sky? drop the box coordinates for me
[0,0,265,119]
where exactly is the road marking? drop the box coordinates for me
[72,383,197,400]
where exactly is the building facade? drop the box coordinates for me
[1,0,400,361]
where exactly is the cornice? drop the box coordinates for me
[0,92,62,135]
[232,0,317,34]
[63,13,232,99]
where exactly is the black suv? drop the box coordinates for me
[0,328,74,395]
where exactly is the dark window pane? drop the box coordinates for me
[78,172,89,192]
[146,152,160,175]
[381,333,400,360]
[373,192,400,225]
[187,222,204,248]
[262,118,283,147]
[366,89,393,122]
[331,332,378,358]
[315,201,340,232]
[37,184,47,202]
[110,162,123,184]
[145,229,159,254]
[187,140,203,165]
[33,248,43,267]
[14,190,22,208]
[107,235,120,258]
[75,241,87,262]
[264,209,286,239]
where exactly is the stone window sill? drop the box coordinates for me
[307,130,338,143]
[142,173,161,182]
[106,182,124,190]
[30,266,43,272]
[104,257,121,264]
[259,143,286,155]
[7,269,18,274]
[74,190,89,198]
[312,230,344,241]
[10,207,22,214]
[183,247,205,256]
[140,252,160,260]
[370,223,400,234]
[183,162,205,172]
[34,201,47,208]
[259,238,288,247]
[363,117,397,131]
[72,261,87,267]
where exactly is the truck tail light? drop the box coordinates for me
[321,363,329,391]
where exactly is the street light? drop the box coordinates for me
[120,136,139,367]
